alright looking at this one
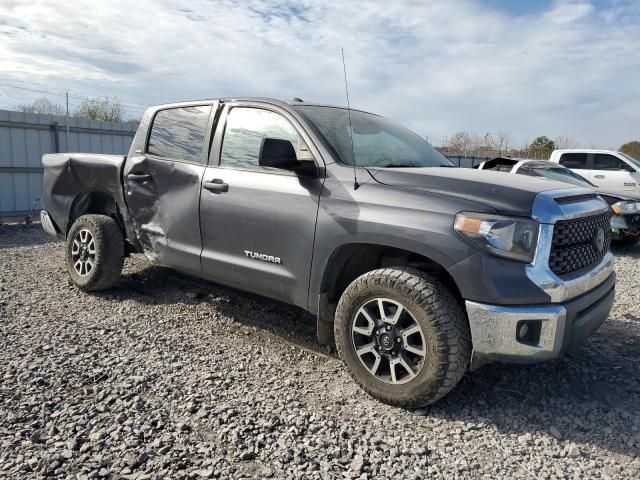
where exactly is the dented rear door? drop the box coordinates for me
[123,102,216,274]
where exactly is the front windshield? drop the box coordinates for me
[295,105,452,168]
[530,164,595,187]
[620,152,640,169]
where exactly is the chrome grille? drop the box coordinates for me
[549,212,612,276]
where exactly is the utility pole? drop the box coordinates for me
[65,92,69,151]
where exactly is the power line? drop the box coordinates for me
[0,76,155,107]
[0,82,66,98]
[0,81,150,112]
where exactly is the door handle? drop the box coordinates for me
[127,173,152,182]
[203,178,229,193]
[594,174,605,179]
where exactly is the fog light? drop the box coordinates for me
[516,320,542,346]
[518,323,529,340]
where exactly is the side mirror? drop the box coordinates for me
[259,138,298,170]
[259,138,317,176]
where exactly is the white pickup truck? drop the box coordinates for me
[549,149,640,193]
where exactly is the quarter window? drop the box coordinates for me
[220,107,299,171]
[593,154,627,171]
[558,153,588,169]
[147,106,211,164]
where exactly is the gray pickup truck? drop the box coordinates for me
[41,98,616,407]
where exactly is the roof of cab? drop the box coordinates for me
[149,97,345,109]
[144,97,381,116]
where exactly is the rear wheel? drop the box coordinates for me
[334,267,470,408]
[65,214,124,291]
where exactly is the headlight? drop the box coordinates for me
[454,212,540,263]
[611,201,640,215]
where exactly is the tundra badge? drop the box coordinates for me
[244,250,282,265]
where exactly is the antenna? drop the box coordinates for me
[341,48,359,190]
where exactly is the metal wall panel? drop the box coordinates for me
[0,108,138,218]
[1,125,499,219]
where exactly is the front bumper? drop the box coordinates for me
[611,214,629,230]
[467,272,615,370]
[611,213,640,238]
[466,189,617,370]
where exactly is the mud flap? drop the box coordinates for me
[317,293,336,345]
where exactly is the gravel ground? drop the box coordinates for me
[1,224,639,479]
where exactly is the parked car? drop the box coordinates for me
[549,149,640,193]
[475,157,640,244]
[40,98,616,407]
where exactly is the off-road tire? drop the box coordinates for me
[334,267,471,408]
[65,214,124,291]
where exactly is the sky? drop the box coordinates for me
[0,0,638,149]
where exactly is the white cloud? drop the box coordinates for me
[0,0,638,148]
[545,1,594,24]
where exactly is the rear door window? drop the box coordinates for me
[147,105,212,164]
[558,153,588,169]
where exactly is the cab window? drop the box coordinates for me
[558,153,588,169]
[147,106,212,164]
[593,154,630,171]
[220,107,299,172]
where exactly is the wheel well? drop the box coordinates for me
[68,192,126,239]
[321,244,462,305]
[316,244,463,344]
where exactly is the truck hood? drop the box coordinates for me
[367,167,583,217]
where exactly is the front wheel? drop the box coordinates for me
[65,214,124,291]
[334,267,470,408]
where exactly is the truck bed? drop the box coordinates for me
[41,153,128,236]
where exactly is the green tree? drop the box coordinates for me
[74,96,123,122]
[619,141,640,160]
[528,136,556,159]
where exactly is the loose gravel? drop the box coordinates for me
[1,224,639,479]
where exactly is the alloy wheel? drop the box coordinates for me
[351,297,427,384]
[71,229,96,277]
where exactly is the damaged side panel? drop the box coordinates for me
[41,153,140,249]
[122,155,206,274]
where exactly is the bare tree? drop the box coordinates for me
[443,131,514,158]
[440,130,576,160]
[445,131,469,152]
[15,97,65,116]
[496,131,511,156]
[478,133,499,156]
[74,96,123,122]
[554,135,578,149]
